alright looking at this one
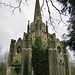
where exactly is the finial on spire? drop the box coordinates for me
[28,20,30,25]
[27,20,30,33]
[34,0,42,22]
[46,21,48,26]
[46,21,48,34]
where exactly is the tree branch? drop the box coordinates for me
[46,0,56,30]
[49,0,68,26]
[0,0,25,13]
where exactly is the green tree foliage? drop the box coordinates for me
[0,63,5,71]
[57,0,75,51]
[0,63,6,75]
[32,36,49,75]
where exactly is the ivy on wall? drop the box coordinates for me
[31,36,49,75]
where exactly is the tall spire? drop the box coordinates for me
[34,0,42,22]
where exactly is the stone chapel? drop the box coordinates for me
[7,0,71,75]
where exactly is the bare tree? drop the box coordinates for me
[3,51,8,63]
[0,54,4,63]
[0,47,8,63]
[0,47,1,51]
[0,47,3,62]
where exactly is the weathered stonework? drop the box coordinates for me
[7,0,74,75]
[70,64,75,75]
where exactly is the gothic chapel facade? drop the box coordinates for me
[7,0,71,75]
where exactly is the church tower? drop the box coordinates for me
[30,0,48,43]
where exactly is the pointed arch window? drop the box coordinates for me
[57,46,61,53]
[17,46,21,54]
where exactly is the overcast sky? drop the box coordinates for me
[0,0,74,61]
